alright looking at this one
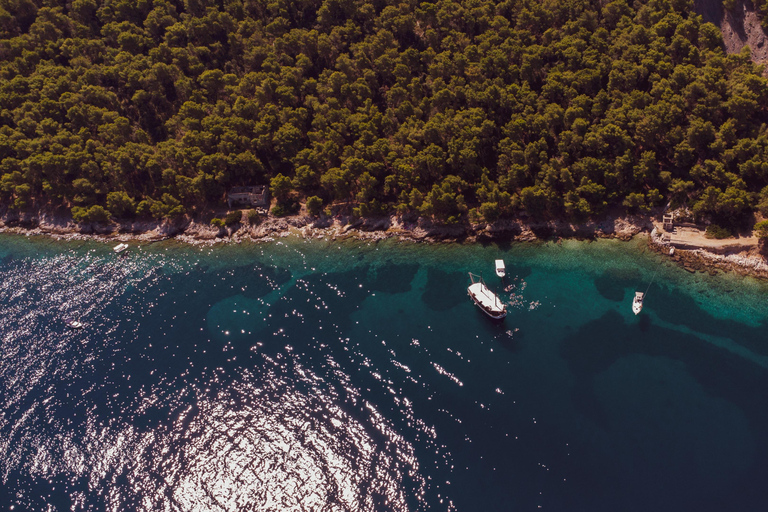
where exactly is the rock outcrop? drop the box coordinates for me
[696,0,768,63]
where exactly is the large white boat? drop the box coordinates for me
[468,273,507,320]
[495,259,505,278]
[632,291,644,315]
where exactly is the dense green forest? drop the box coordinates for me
[2,0,768,227]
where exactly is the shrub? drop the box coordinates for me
[106,191,135,218]
[271,204,287,217]
[210,218,225,228]
[754,220,768,238]
[705,224,731,239]
[272,200,299,217]
[72,205,111,223]
[224,210,241,225]
[622,192,649,213]
[135,196,184,220]
[247,209,261,225]
[479,201,500,222]
[306,195,323,216]
[270,173,292,203]
[136,199,153,218]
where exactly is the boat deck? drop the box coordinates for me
[468,282,505,314]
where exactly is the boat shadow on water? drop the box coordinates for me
[638,313,652,332]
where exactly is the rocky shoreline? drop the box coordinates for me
[648,230,768,279]
[0,209,652,244]
[2,210,767,279]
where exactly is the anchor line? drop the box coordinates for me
[644,266,661,296]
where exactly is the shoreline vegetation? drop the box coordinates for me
[4,0,768,278]
[3,207,768,279]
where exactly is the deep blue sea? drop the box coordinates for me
[1,233,767,511]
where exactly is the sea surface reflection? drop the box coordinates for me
[0,235,767,511]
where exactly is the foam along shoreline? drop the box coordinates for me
[2,210,767,279]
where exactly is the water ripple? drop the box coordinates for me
[0,247,426,511]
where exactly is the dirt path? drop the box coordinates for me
[653,220,758,252]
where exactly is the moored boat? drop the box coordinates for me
[632,291,644,315]
[468,273,507,320]
[113,243,129,254]
[495,259,505,278]
[64,317,84,329]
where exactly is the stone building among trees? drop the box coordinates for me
[227,186,269,209]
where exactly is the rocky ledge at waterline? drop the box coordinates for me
[0,209,651,243]
[2,209,767,279]
[647,234,768,279]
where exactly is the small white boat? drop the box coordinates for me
[113,243,129,253]
[669,247,675,256]
[468,273,507,320]
[65,317,84,329]
[495,259,506,278]
[632,291,644,315]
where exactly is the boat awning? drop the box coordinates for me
[495,259,505,270]
[469,282,505,313]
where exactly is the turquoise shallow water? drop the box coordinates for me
[0,234,767,511]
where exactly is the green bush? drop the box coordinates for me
[224,210,242,226]
[479,202,501,223]
[135,196,185,220]
[622,192,649,213]
[210,218,225,228]
[270,174,292,203]
[247,209,261,225]
[272,200,299,217]
[106,191,135,218]
[754,220,768,238]
[306,196,323,216]
[71,205,111,223]
[705,224,731,239]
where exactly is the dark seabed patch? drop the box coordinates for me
[368,261,419,294]
[421,267,469,311]
[593,267,642,302]
[644,282,768,357]
[560,309,768,511]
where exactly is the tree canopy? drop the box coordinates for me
[2,0,768,227]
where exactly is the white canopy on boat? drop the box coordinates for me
[468,282,505,314]
[632,291,644,315]
[495,259,505,277]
